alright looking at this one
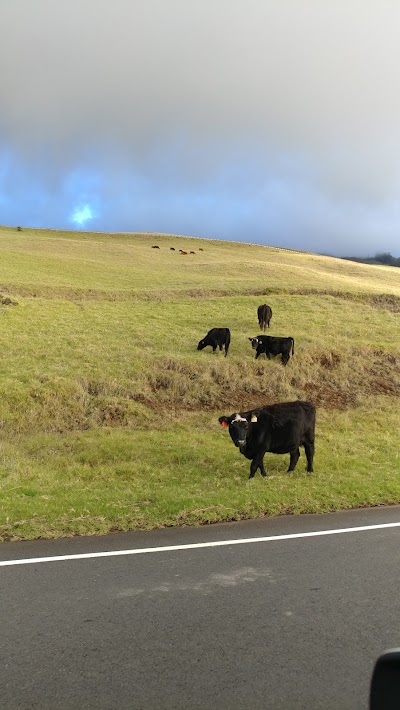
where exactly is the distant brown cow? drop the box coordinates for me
[257,304,272,331]
[180,250,188,255]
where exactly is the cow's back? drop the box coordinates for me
[243,400,315,457]
[207,327,229,338]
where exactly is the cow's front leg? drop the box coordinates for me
[258,457,267,477]
[287,448,300,472]
[249,454,267,478]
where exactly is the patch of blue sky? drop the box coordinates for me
[64,167,101,228]
[70,203,95,226]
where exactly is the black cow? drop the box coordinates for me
[219,400,315,478]
[197,328,231,357]
[257,303,272,330]
[249,335,294,365]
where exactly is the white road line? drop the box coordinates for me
[1,521,400,567]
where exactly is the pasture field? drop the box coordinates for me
[0,225,399,541]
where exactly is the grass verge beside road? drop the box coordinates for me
[0,399,399,541]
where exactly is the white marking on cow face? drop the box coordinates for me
[251,414,258,423]
[233,414,247,422]
[229,413,249,448]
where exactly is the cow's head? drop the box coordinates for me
[219,412,259,449]
[197,339,206,351]
[248,337,260,350]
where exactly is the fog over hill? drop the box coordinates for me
[2,1,400,256]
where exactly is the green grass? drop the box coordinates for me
[0,225,399,540]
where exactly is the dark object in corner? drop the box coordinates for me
[370,649,400,709]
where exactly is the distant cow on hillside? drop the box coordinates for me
[249,335,294,365]
[151,245,160,249]
[257,304,272,330]
[219,400,316,478]
[197,328,231,357]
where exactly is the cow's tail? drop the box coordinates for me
[291,338,295,356]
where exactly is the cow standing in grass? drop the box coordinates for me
[219,400,315,478]
[197,328,231,357]
[249,335,294,365]
[257,304,272,330]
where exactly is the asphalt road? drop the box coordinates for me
[1,506,400,709]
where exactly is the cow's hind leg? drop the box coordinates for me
[304,441,314,473]
[282,354,289,366]
[287,448,300,472]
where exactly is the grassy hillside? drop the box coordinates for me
[0,225,399,540]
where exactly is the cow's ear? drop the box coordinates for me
[248,337,253,341]
[219,416,229,428]
[251,411,259,423]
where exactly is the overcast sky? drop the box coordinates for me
[1,0,400,256]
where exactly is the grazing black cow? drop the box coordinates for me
[170,247,176,251]
[249,335,294,365]
[257,303,272,330]
[151,245,160,249]
[197,328,231,357]
[219,400,315,478]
